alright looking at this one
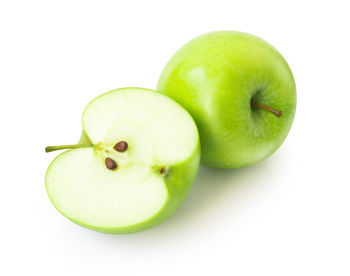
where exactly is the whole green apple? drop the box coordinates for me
[157,31,296,168]
[45,88,200,234]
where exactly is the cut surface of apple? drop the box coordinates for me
[45,88,200,234]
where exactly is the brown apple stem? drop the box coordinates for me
[252,102,282,117]
[45,144,91,152]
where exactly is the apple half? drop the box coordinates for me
[45,88,200,234]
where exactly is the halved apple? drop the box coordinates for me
[45,88,200,234]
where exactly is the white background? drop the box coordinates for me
[1,0,349,275]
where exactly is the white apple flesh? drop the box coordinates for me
[45,88,200,234]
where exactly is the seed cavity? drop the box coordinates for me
[114,141,128,152]
[105,157,117,170]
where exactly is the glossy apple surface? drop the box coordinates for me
[158,31,296,168]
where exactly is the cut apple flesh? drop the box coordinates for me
[46,88,199,231]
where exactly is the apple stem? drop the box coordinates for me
[45,144,92,153]
[252,102,282,117]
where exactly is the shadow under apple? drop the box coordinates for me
[156,159,272,231]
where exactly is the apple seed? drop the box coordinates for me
[114,141,128,152]
[105,157,117,170]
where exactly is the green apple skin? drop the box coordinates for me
[157,31,296,168]
[46,88,201,234]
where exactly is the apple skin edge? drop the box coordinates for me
[46,132,200,234]
[157,31,297,168]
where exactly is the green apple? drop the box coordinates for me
[157,31,296,168]
[45,88,200,234]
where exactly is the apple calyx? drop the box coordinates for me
[45,144,92,152]
[251,102,282,117]
[160,167,166,175]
